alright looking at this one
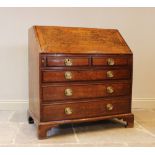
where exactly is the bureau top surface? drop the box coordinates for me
[33,26,131,54]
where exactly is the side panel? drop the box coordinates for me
[28,27,41,121]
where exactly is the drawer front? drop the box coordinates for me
[46,56,89,67]
[42,97,130,121]
[42,82,130,101]
[42,69,130,82]
[93,56,129,66]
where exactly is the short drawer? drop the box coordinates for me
[92,56,129,66]
[41,97,130,121]
[46,56,89,67]
[42,81,130,101]
[42,69,130,82]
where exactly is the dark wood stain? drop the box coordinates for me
[42,68,130,82]
[42,97,130,122]
[28,26,134,139]
[42,81,130,101]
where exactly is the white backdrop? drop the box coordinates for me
[0,8,155,109]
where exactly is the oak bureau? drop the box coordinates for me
[28,26,134,139]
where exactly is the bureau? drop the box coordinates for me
[28,26,134,139]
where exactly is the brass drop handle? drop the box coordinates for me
[65,71,72,80]
[106,86,114,94]
[65,88,73,96]
[64,58,72,66]
[107,58,115,66]
[106,103,113,111]
[107,71,114,78]
[65,107,73,115]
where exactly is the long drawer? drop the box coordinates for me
[41,97,130,121]
[42,69,130,82]
[42,81,130,101]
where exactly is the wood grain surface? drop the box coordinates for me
[28,26,134,139]
[35,26,131,54]
[41,97,130,121]
[42,81,131,101]
[42,68,130,82]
